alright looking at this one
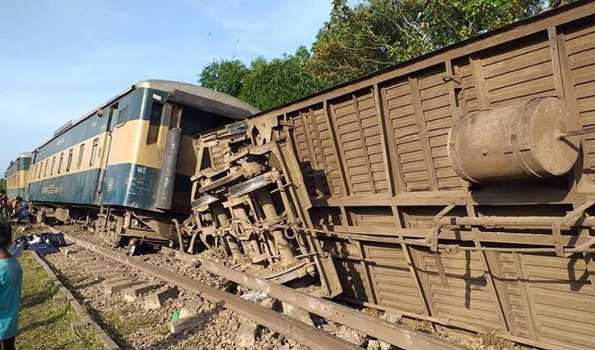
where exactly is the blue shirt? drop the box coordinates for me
[0,257,22,340]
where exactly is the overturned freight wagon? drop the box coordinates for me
[28,80,258,244]
[186,2,595,350]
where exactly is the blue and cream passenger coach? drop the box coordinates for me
[27,80,258,244]
[5,153,32,200]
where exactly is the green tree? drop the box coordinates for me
[199,59,248,97]
[0,178,5,192]
[239,46,327,110]
[198,0,571,108]
[308,0,554,85]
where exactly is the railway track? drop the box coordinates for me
[34,223,480,350]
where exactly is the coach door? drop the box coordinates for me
[95,103,118,198]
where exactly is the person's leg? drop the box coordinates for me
[1,337,16,350]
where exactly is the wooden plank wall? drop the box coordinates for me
[566,21,595,168]
[326,237,595,350]
[291,30,565,201]
[282,5,595,350]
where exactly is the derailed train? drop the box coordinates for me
[6,1,595,349]
[22,80,258,243]
[181,2,595,350]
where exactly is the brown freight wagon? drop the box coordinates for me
[188,2,595,349]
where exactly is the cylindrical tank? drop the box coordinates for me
[448,97,580,183]
[154,128,181,209]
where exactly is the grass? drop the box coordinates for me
[14,252,104,350]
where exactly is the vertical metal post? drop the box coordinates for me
[255,189,296,263]
[213,204,241,260]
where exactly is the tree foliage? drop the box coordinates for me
[309,0,550,84]
[0,178,5,192]
[199,0,569,109]
[199,59,248,97]
[200,47,326,111]
[238,47,326,110]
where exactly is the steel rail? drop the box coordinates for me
[57,230,361,350]
[200,260,466,350]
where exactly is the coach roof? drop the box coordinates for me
[35,79,259,151]
[138,79,259,117]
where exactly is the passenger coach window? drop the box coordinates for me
[77,144,85,169]
[58,153,63,174]
[147,101,163,144]
[117,105,128,125]
[51,156,56,175]
[90,138,99,166]
[109,104,121,127]
[44,160,48,178]
[66,149,73,172]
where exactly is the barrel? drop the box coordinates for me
[448,97,581,183]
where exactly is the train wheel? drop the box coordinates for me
[106,218,123,248]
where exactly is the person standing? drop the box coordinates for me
[0,223,22,350]
[0,190,7,208]
[0,191,8,222]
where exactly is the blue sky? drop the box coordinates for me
[0,0,333,173]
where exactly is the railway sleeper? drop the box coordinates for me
[59,229,365,350]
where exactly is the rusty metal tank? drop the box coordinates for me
[448,97,581,183]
